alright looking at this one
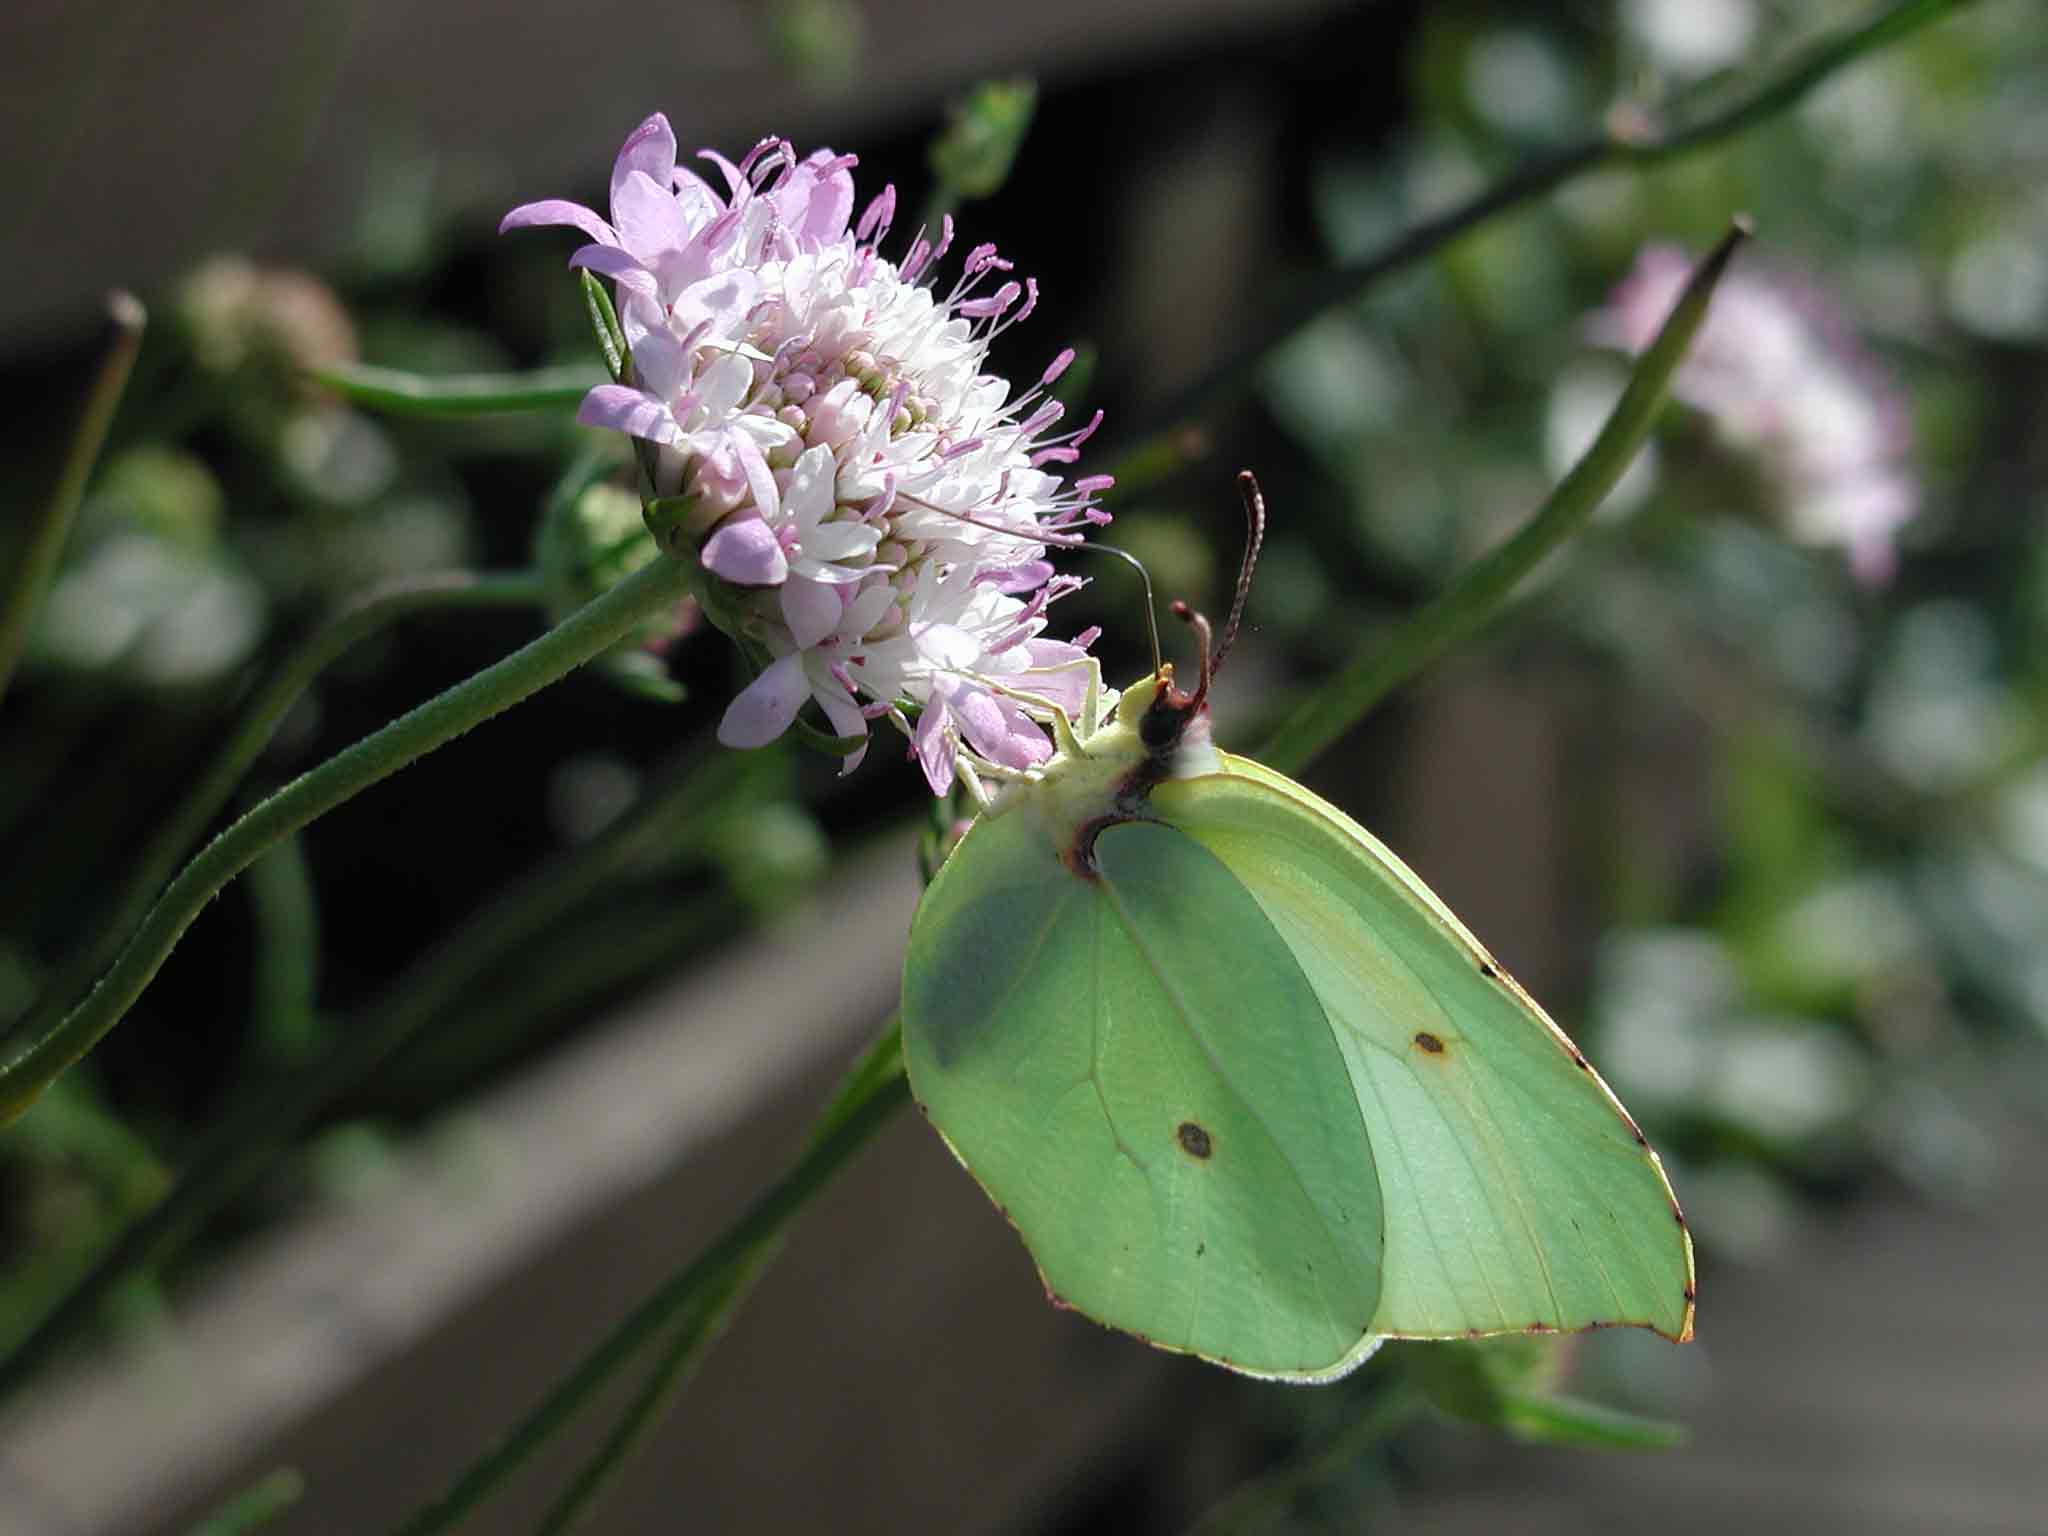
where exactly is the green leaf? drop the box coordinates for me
[1494,1390,1688,1451]
[929,78,1038,202]
[581,270,629,383]
[312,361,601,417]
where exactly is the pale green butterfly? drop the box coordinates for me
[902,475,1694,1382]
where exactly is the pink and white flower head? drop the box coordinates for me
[1591,243,1918,586]
[504,113,1113,793]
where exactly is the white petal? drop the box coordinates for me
[693,352,755,419]
[785,444,838,535]
[802,519,882,564]
[780,577,843,649]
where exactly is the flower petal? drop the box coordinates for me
[568,244,659,301]
[784,444,837,534]
[670,270,760,343]
[610,170,689,263]
[807,664,870,773]
[701,517,789,586]
[577,385,680,445]
[731,429,780,523]
[693,352,755,419]
[915,694,956,795]
[800,519,881,566]
[780,576,843,649]
[954,686,1051,770]
[718,652,808,748]
[499,199,615,245]
[612,114,678,211]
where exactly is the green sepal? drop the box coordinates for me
[792,717,866,758]
[312,361,601,417]
[581,271,630,383]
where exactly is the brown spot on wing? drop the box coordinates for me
[1413,1031,1446,1055]
[1177,1121,1214,1159]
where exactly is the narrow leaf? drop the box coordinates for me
[1496,1390,1688,1451]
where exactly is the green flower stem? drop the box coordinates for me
[0,746,750,1400]
[1256,222,1748,779]
[5,570,548,1064]
[528,1256,759,1536]
[0,291,146,709]
[1135,0,1977,442]
[391,1023,909,1536]
[0,554,692,1123]
[313,362,604,418]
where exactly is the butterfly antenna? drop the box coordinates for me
[1213,470,1268,678]
[1170,599,1214,711]
[1082,541,1163,676]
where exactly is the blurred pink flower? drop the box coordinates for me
[1592,243,1918,585]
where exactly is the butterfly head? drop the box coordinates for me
[1123,469,1267,778]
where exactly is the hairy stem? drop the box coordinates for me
[5,570,546,1061]
[0,554,692,1122]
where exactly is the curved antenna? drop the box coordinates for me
[900,493,1163,676]
[1078,541,1163,676]
[1214,470,1268,678]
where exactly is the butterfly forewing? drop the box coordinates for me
[904,805,1387,1378]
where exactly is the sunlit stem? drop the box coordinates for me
[1255,221,1749,778]
[1124,0,1976,447]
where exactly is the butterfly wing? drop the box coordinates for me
[1154,755,1695,1342]
[903,802,1387,1379]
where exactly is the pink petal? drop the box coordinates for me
[670,270,760,341]
[577,385,680,445]
[610,169,690,264]
[718,653,808,748]
[811,676,870,773]
[701,518,789,586]
[955,685,1050,770]
[780,577,843,649]
[499,199,616,245]
[612,114,679,211]
[915,696,956,794]
[979,560,1054,594]
[568,245,659,302]
[731,430,780,523]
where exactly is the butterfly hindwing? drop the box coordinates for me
[1155,756,1695,1342]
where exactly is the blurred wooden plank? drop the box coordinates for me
[0,0,1338,348]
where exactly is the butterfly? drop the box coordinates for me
[901,473,1693,1381]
